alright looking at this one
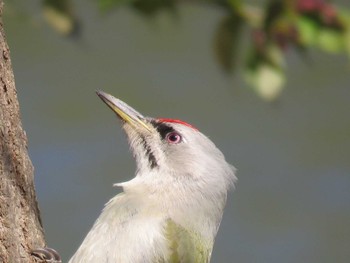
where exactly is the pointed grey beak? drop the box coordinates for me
[96,91,152,132]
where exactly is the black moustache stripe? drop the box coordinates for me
[140,135,158,169]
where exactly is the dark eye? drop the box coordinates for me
[165,132,182,144]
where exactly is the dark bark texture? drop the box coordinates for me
[0,1,47,262]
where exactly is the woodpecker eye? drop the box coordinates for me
[165,132,182,144]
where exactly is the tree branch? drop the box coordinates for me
[0,1,47,262]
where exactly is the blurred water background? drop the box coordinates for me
[3,0,350,262]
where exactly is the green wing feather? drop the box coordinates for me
[163,219,211,263]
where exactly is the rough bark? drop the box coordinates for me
[0,1,47,262]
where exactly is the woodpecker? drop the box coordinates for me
[68,91,237,263]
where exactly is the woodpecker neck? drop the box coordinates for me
[118,117,236,241]
[118,158,233,240]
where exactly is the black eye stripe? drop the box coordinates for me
[150,121,175,140]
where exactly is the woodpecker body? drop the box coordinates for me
[69,92,236,263]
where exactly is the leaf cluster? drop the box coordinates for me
[41,0,350,100]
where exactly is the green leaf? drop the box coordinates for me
[213,14,242,72]
[42,0,79,36]
[344,30,350,56]
[245,45,285,101]
[296,16,319,46]
[98,0,134,11]
[317,28,344,53]
[338,10,350,56]
[131,0,176,17]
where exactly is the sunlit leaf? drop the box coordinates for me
[245,45,285,101]
[296,16,319,46]
[246,63,285,101]
[317,28,344,53]
[42,0,79,36]
[344,30,350,56]
[338,10,350,56]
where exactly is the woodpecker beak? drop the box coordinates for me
[96,91,152,132]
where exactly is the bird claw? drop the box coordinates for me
[31,247,62,262]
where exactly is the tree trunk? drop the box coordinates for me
[0,1,47,262]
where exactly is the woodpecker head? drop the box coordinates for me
[97,91,236,234]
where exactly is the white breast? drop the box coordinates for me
[68,193,168,263]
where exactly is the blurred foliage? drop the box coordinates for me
[99,0,177,16]
[34,0,350,99]
[42,0,80,37]
[214,12,243,72]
